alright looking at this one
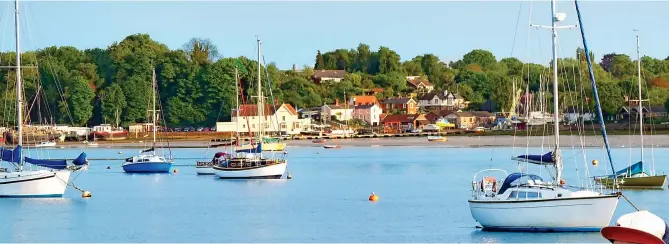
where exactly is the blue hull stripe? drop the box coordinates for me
[0,194,63,198]
[481,226,601,232]
[122,162,172,173]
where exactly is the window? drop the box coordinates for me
[281,124,286,129]
[508,191,542,199]
[282,116,286,121]
[252,124,255,129]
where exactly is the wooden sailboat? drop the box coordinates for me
[212,38,288,179]
[594,32,667,189]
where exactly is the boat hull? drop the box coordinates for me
[468,194,619,232]
[214,162,287,179]
[262,142,286,151]
[0,170,71,197]
[122,162,172,173]
[196,166,215,175]
[91,131,127,141]
[595,175,667,189]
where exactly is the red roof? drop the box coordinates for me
[408,78,433,88]
[352,96,378,106]
[382,114,421,123]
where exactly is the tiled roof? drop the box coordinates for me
[233,104,296,117]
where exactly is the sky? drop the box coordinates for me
[0,1,667,70]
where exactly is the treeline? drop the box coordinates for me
[2,34,669,128]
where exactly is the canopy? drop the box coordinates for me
[235,143,262,153]
[0,145,22,163]
[512,152,556,165]
[498,173,545,195]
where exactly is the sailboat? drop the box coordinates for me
[212,38,288,179]
[468,1,619,231]
[121,69,173,173]
[0,0,88,197]
[196,67,241,176]
[593,32,667,188]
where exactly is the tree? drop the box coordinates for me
[67,76,96,126]
[353,43,371,73]
[455,49,497,70]
[315,50,325,69]
[597,81,624,116]
[182,38,220,65]
[100,83,126,124]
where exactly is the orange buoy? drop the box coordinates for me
[173,168,178,174]
[592,160,599,166]
[559,179,566,185]
[368,192,379,201]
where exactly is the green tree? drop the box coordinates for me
[67,76,95,126]
[100,83,126,124]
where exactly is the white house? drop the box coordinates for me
[216,103,311,135]
[565,106,594,124]
[312,70,347,83]
[321,99,353,121]
[418,90,468,110]
[353,104,382,126]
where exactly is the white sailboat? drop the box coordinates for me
[0,0,88,197]
[468,1,619,231]
[594,32,667,188]
[212,38,287,179]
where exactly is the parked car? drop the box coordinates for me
[196,127,204,132]
[174,127,182,132]
[203,127,211,132]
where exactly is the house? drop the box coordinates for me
[618,106,669,121]
[353,104,383,126]
[564,106,594,124]
[363,88,385,96]
[321,99,353,121]
[417,90,468,111]
[216,103,310,135]
[312,69,346,83]
[349,95,379,106]
[380,97,418,114]
[297,107,322,122]
[425,109,457,129]
[381,114,429,133]
[445,111,496,129]
[406,77,434,93]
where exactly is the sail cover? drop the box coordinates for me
[141,147,155,153]
[600,161,644,178]
[72,152,88,166]
[235,143,262,153]
[0,145,22,163]
[512,152,555,165]
[24,157,67,169]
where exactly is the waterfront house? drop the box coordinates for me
[618,105,668,121]
[321,99,353,121]
[564,106,594,124]
[297,107,322,122]
[418,90,468,111]
[445,111,496,129]
[380,97,418,114]
[381,113,429,133]
[216,103,310,135]
[349,95,379,106]
[312,70,346,83]
[353,104,383,126]
[363,88,385,96]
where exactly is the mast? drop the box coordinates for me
[256,38,263,148]
[152,68,157,146]
[235,67,239,144]
[15,0,23,148]
[550,0,562,185]
[635,31,644,173]
[574,0,617,180]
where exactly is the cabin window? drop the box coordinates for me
[508,191,541,199]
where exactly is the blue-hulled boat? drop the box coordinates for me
[122,69,173,173]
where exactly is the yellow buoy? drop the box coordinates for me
[368,192,379,201]
[82,191,92,198]
[592,160,599,166]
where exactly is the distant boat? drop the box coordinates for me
[312,138,327,144]
[122,69,173,173]
[427,135,446,142]
[35,141,56,148]
[91,124,127,141]
[323,144,341,149]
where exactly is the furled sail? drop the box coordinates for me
[512,152,555,165]
[24,157,67,169]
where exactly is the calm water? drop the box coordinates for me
[1,145,668,243]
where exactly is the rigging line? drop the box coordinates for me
[509,0,524,57]
[261,55,280,134]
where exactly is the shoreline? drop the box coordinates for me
[42,134,669,149]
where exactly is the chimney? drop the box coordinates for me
[335,98,339,106]
[443,90,448,97]
[274,98,279,105]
